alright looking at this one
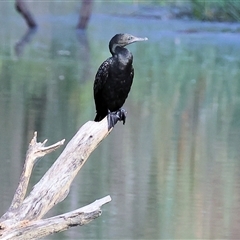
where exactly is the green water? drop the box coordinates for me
[0,2,240,239]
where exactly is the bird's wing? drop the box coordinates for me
[93,58,111,102]
[130,66,134,83]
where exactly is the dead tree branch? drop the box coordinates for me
[0,117,112,239]
[7,132,65,213]
[1,196,111,240]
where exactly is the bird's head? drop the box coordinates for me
[109,33,148,55]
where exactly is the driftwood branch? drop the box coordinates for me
[7,132,65,213]
[1,196,111,240]
[0,117,112,239]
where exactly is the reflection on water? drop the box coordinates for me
[1,2,240,239]
[15,28,37,57]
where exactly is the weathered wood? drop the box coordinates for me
[1,196,111,240]
[7,132,65,214]
[0,117,112,239]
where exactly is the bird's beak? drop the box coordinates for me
[132,36,148,43]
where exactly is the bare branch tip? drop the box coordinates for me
[107,195,112,202]
[30,131,38,145]
[96,195,112,206]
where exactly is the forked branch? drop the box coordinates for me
[6,132,65,214]
[0,117,112,239]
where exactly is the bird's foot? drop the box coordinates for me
[107,109,127,130]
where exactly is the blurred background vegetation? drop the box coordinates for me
[148,0,240,22]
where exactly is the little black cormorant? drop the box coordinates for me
[93,33,148,129]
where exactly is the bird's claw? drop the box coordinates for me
[107,109,127,130]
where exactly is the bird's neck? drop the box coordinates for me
[112,47,132,66]
[110,43,119,55]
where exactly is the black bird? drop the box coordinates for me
[93,33,148,129]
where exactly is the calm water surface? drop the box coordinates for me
[0,2,240,239]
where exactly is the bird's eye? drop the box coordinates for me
[128,36,132,41]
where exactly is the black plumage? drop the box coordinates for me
[93,33,147,128]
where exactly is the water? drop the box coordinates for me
[0,2,240,239]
